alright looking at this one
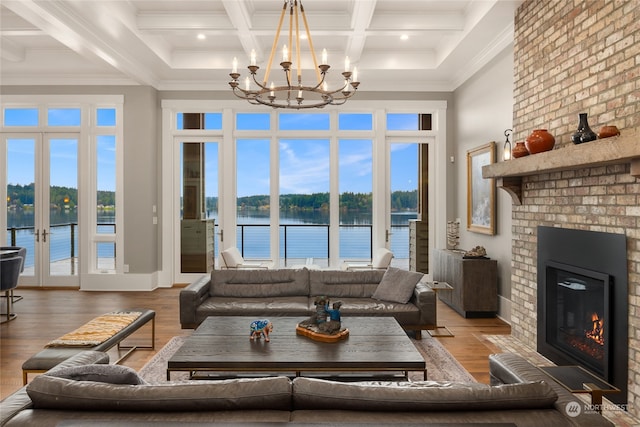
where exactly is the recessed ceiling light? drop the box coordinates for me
[400,34,409,41]
[197,34,206,40]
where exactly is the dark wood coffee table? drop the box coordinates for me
[167,316,426,381]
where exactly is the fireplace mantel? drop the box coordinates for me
[482,126,639,205]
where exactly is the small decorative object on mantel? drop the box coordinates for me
[525,129,555,154]
[571,113,597,144]
[249,319,273,342]
[463,245,488,259]
[447,220,460,250]
[512,141,529,158]
[598,125,620,139]
[297,296,349,342]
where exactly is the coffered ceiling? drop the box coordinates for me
[0,0,523,92]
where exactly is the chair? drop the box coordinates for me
[1,256,22,323]
[219,247,273,269]
[1,247,27,272]
[343,248,394,271]
[0,246,26,303]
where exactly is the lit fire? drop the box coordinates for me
[586,312,604,346]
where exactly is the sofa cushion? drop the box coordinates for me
[335,298,421,324]
[372,267,424,304]
[27,375,292,412]
[198,296,310,317]
[309,270,385,298]
[211,268,309,297]
[292,378,557,412]
[45,364,146,385]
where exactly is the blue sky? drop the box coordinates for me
[6,109,418,197]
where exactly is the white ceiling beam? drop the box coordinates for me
[251,12,351,31]
[345,0,376,63]
[369,12,465,31]
[2,0,160,87]
[136,12,234,32]
[0,37,25,62]
[222,0,263,62]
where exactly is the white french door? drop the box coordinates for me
[386,139,434,267]
[3,132,79,287]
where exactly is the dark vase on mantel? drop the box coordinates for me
[571,113,597,144]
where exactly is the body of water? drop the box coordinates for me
[7,210,416,269]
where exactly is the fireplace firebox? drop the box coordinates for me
[537,226,627,406]
[545,261,610,379]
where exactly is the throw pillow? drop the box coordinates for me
[371,267,423,304]
[45,364,147,385]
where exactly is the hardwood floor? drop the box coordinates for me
[0,287,510,400]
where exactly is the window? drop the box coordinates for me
[279,113,330,130]
[237,139,270,258]
[4,108,38,126]
[339,139,373,259]
[47,108,81,126]
[177,112,222,130]
[339,113,372,130]
[387,113,418,130]
[237,113,270,130]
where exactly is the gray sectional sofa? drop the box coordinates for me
[0,351,613,426]
[179,267,435,338]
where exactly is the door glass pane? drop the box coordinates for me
[180,142,217,273]
[390,143,419,266]
[48,138,78,276]
[237,139,270,259]
[339,139,372,261]
[6,138,36,276]
[96,242,115,272]
[279,139,329,266]
[97,135,116,235]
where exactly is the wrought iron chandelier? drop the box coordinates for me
[229,0,359,109]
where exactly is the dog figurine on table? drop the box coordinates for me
[249,319,273,342]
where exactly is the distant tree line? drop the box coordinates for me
[7,184,115,209]
[9,184,416,212]
[207,190,417,213]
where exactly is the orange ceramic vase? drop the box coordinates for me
[512,141,529,158]
[525,129,555,154]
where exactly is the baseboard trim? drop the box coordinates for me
[80,272,159,291]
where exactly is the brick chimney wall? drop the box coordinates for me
[511,0,639,414]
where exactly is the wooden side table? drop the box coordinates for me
[539,365,620,413]
[425,281,454,337]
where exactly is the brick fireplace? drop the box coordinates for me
[536,226,628,406]
[494,0,639,417]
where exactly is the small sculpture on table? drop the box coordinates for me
[297,296,349,342]
[249,319,273,342]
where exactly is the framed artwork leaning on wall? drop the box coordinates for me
[467,141,496,235]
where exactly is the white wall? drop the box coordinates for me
[452,45,514,322]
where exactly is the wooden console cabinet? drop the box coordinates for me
[433,248,497,318]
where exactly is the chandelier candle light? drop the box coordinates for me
[229,0,359,109]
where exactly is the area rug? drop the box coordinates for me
[138,334,476,384]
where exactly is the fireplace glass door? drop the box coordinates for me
[545,260,611,378]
